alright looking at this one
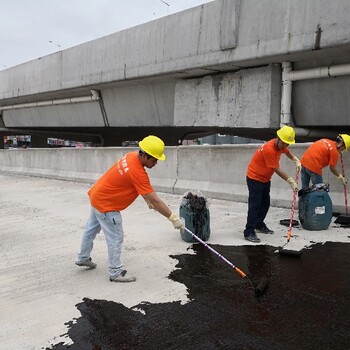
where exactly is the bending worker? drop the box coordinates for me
[300,134,350,189]
[244,126,300,243]
[75,135,184,282]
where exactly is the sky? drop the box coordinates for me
[0,0,213,70]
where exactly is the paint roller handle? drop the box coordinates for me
[234,266,246,278]
[287,170,299,242]
[344,185,349,216]
[184,227,247,279]
[340,154,349,215]
[183,227,267,296]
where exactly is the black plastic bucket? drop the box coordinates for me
[179,191,210,243]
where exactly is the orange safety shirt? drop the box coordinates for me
[301,139,339,175]
[88,151,154,212]
[246,139,289,183]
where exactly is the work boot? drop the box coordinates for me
[75,258,97,269]
[109,270,136,283]
[255,226,274,234]
[244,233,261,243]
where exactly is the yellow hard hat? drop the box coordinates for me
[139,135,166,160]
[276,125,295,144]
[339,134,350,151]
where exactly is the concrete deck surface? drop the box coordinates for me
[0,174,349,350]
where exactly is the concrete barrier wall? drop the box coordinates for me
[0,145,348,212]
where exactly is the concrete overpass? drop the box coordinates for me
[1,0,350,146]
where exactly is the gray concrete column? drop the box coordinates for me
[31,135,48,148]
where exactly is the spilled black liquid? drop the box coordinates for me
[46,242,350,350]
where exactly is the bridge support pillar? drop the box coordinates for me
[31,135,48,148]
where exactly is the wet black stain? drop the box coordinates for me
[46,242,350,350]
[211,75,223,101]
[313,24,322,50]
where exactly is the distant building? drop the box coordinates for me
[199,134,263,145]
[3,135,91,149]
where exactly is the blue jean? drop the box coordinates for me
[301,166,323,189]
[76,206,124,278]
[244,177,271,237]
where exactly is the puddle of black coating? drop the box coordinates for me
[45,242,350,350]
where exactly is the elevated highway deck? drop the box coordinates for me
[1,0,350,146]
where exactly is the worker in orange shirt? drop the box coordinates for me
[75,135,184,282]
[244,126,300,243]
[300,134,350,189]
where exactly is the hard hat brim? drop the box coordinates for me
[139,139,166,160]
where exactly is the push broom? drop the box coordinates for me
[183,227,269,297]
